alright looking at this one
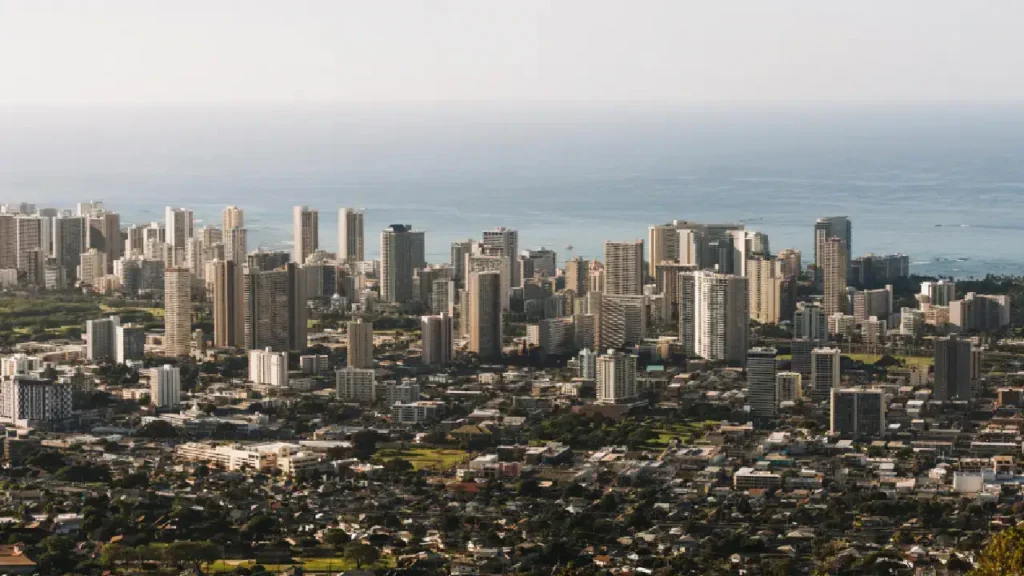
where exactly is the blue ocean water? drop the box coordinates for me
[0,104,1022,278]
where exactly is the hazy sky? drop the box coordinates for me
[0,0,1020,105]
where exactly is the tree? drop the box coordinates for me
[137,419,177,438]
[383,458,413,475]
[972,524,1024,576]
[323,529,350,550]
[352,430,379,460]
[343,542,380,569]
[165,541,220,573]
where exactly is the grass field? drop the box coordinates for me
[375,447,468,471]
[101,304,165,318]
[777,352,931,367]
[205,556,394,573]
[647,421,717,448]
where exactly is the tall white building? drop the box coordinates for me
[679,271,749,366]
[336,367,376,403]
[577,348,598,380]
[596,349,638,404]
[421,313,453,366]
[223,206,244,231]
[747,347,778,418]
[165,207,194,251]
[0,377,73,427]
[338,208,365,263]
[811,347,842,403]
[921,280,956,307]
[149,364,182,408]
[249,348,289,386]
[293,206,319,265]
[482,227,519,287]
[347,319,374,369]
[604,240,644,296]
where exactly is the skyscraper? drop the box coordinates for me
[598,294,647,350]
[564,256,588,296]
[248,348,289,386]
[212,260,244,348]
[347,319,374,369]
[604,240,644,296]
[244,267,290,351]
[79,248,108,287]
[338,208,365,263]
[776,248,802,278]
[149,364,182,408]
[746,255,782,324]
[810,347,841,403]
[679,271,749,366]
[747,347,778,418]
[163,268,192,357]
[223,206,244,231]
[15,216,41,274]
[421,312,453,366]
[286,262,307,351]
[292,206,319,265]
[776,372,803,403]
[86,212,122,270]
[934,336,972,401]
[381,224,424,303]
[822,236,848,316]
[450,239,474,285]
[596,349,638,404]
[648,223,681,277]
[165,207,194,251]
[793,303,828,342]
[469,270,503,359]
[52,215,85,285]
[814,216,852,271]
[482,227,519,287]
[830,388,885,438]
[920,280,956,307]
[0,215,14,270]
[86,316,120,363]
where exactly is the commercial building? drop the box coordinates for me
[79,248,108,288]
[861,316,887,346]
[338,208,364,263]
[934,336,972,401]
[921,280,956,307]
[830,388,886,438]
[746,256,782,324]
[249,348,288,387]
[336,368,376,403]
[165,207,194,252]
[469,271,503,360]
[115,323,146,363]
[527,317,576,356]
[564,256,588,296]
[596,349,638,404]
[853,286,893,321]
[86,316,120,363]
[811,348,841,403]
[776,372,803,403]
[814,216,851,272]
[211,259,245,348]
[821,236,848,315]
[793,303,828,342]
[292,206,319,265]
[734,467,782,491]
[604,240,644,296]
[598,294,647,350]
[949,293,1011,332]
[421,313,453,365]
[520,248,557,280]
[482,227,519,287]
[381,224,424,303]
[243,267,290,351]
[163,268,192,357]
[679,271,749,366]
[149,364,182,408]
[347,319,374,369]
[775,248,801,278]
[391,401,444,424]
[747,348,778,418]
[299,354,329,375]
[0,377,73,427]
[850,253,909,287]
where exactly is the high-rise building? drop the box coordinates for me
[861,316,887,345]
[679,271,749,366]
[0,377,73,426]
[224,227,247,263]
[830,388,885,438]
[900,307,924,337]
[648,223,681,277]
[482,227,519,287]
[85,212,122,270]
[469,271,503,359]
[465,253,509,311]
[212,260,245,348]
[604,240,644,296]
[163,268,192,357]
[949,293,1011,332]
[793,302,828,342]
[596,349,638,404]
[79,248,108,287]
[598,294,647,350]
[53,215,85,284]
[850,253,910,287]
[338,208,365,263]
[746,255,782,324]
[853,286,894,321]
[248,348,289,386]
[421,313,453,366]
[775,248,801,278]
[336,368,376,403]
[655,263,695,321]
[810,347,841,403]
[292,206,319,264]
[822,236,848,316]
[747,347,778,418]
[814,216,851,271]
[15,216,41,274]
[381,224,424,303]
[149,365,182,408]
[776,372,803,404]
[286,263,308,351]
[0,214,15,270]
[223,206,244,231]
[86,316,120,363]
[115,323,145,363]
[347,319,374,369]
[564,256,588,296]
[520,248,557,280]
[934,336,972,401]
[165,207,194,251]
[577,348,598,380]
[528,317,577,355]
[450,239,474,285]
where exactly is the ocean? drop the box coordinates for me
[0,103,1022,278]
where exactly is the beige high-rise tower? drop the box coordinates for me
[469,271,503,359]
[293,206,319,265]
[604,240,644,296]
[212,260,244,348]
[338,208,364,263]
[822,236,848,316]
[347,319,374,369]
[746,256,782,324]
[223,206,244,231]
[164,268,192,357]
[564,256,588,296]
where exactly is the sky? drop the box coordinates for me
[0,0,1021,105]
